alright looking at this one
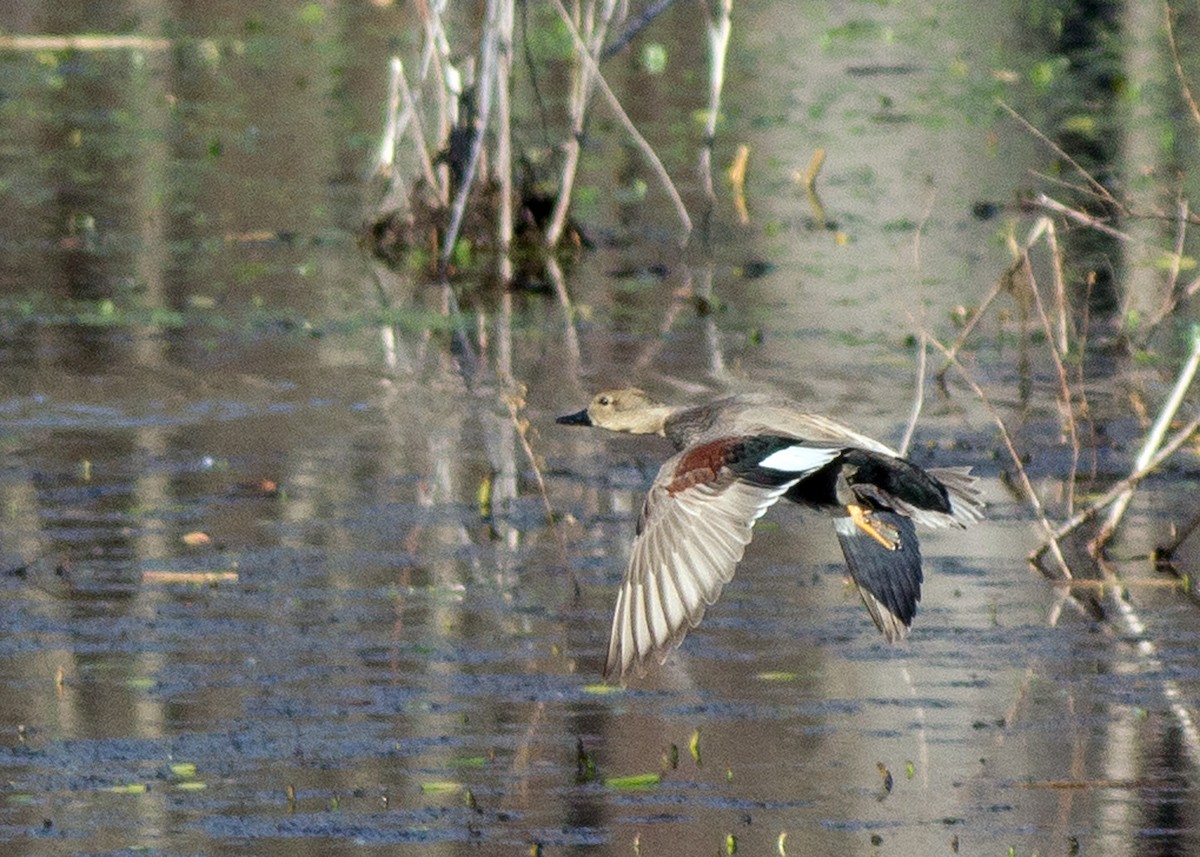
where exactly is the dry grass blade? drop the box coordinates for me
[1089,328,1200,554]
[1165,1,1200,131]
[1033,413,1200,559]
[1034,193,1134,243]
[928,336,1075,580]
[547,0,693,244]
[997,99,1122,210]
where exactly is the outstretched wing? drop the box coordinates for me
[604,438,840,681]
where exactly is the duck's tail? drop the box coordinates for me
[927,466,985,527]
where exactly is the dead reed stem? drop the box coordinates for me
[1033,193,1134,244]
[929,337,1075,580]
[935,274,1005,382]
[898,332,927,458]
[389,58,442,203]
[548,0,693,245]
[1033,414,1200,559]
[998,99,1121,210]
[698,0,733,205]
[1089,328,1200,554]
[1165,1,1200,131]
[1146,197,1191,330]
[440,1,502,268]
[543,0,619,249]
[377,57,403,175]
[1013,223,1081,515]
[495,0,515,256]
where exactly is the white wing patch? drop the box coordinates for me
[757,444,839,474]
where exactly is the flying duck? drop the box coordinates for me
[557,388,984,681]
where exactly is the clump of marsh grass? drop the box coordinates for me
[363,0,738,280]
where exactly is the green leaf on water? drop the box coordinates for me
[604,773,661,790]
[107,783,148,794]
[447,756,489,768]
[756,671,798,682]
[169,762,197,778]
[420,781,461,794]
[689,728,702,765]
[175,781,207,791]
[298,3,325,24]
[641,43,668,75]
[582,683,622,695]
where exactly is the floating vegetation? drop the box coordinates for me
[756,671,799,682]
[603,773,662,790]
[688,728,702,766]
[446,755,489,768]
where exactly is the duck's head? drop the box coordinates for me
[556,388,672,435]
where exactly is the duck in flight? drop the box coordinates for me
[557,388,984,682]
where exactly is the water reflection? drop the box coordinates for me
[0,0,1199,855]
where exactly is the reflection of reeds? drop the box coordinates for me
[371,0,723,271]
[926,99,1200,761]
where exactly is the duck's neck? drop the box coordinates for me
[662,404,711,449]
[627,403,675,437]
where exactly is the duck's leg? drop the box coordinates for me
[847,503,902,550]
[833,468,902,550]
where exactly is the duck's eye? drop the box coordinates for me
[597,396,611,406]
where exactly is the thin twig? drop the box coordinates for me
[1035,417,1200,557]
[898,332,927,457]
[1017,236,1080,515]
[601,0,681,58]
[1043,217,1071,355]
[548,0,693,244]
[997,99,1122,210]
[929,336,1074,579]
[1165,1,1200,131]
[1034,193,1135,243]
[504,391,558,528]
[1146,197,1190,330]
[440,0,502,267]
[1090,328,1200,553]
[935,266,1007,382]
[395,58,442,201]
[543,0,620,248]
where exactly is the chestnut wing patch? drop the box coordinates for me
[667,435,841,496]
